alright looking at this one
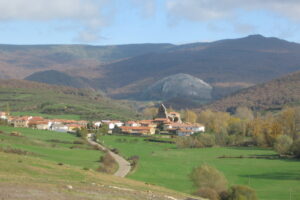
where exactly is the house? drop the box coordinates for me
[0,112,8,120]
[125,121,140,127]
[118,126,156,135]
[164,123,205,133]
[51,124,69,133]
[153,118,170,124]
[12,116,32,128]
[102,120,124,130]
[28,120,50,130]
[176,128,194,136]
[138,120,157,128]
[93,121,102,128]
[66,124,83,132]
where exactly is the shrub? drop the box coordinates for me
[128,155,139,169]
[190,164,228,194]
[291,138,300,158]
[98,151,117,174]
[274,135,293,155]
[228,185,257,200]
[194,187,219,200]
[198,133,216,147]
[0,147,30,155]
[10,132,22,137]
[175,136,204,148]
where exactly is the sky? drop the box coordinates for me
[1,0,300,45]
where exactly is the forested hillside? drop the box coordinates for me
[204,71,300,112]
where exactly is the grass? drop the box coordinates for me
[11,111,81,120]
[0,81,140,121]
[0,126,197,200]
[100,135,300,200]
[0,126,102,170]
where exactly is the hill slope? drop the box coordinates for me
[2,35,300,102]
[25,70,92,89]
[0,43,173,79]
[0,79,138,120]
[204,71,300,112]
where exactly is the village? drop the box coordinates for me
[0,104,205,137]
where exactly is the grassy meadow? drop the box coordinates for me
[100,135,300,200]
[0,126,102,170]
[0,125,197,200]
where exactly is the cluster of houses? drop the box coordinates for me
[0,104,205,136]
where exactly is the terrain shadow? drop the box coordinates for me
[240,172,300,181]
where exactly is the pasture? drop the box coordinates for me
[100,135,300,200]
[0,126,102,170]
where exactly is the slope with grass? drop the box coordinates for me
[0,79,139,120]
[100,135,300,200]
[0,126,200,200]
[204,70,300,112]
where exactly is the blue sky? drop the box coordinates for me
[1,0,300,45]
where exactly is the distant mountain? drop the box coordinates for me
[141,73,212,101]
[2,35,300,105]
[94,35,300,99]
[0,43,173,79]
[25,70,92,89]
[204,71,300,112]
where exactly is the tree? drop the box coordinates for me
[274,135,293,155]
[194,187,219,200]
[235,107,254,121]
[184,110,197,123]
[291,138,300,158]
[190,164,228,194]
[228,185,257,200]
[279,107,297,139]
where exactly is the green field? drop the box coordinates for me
[11,111,81,120]
[100,135,300,200]
[0,125,198,200]
[0,126,102,169]
[0,80,140,121]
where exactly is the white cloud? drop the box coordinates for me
[0,0,112,43]
[166,0,300,22]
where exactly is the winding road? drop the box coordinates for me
[87,139,131,178]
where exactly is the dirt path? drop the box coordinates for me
[87,139,131,178]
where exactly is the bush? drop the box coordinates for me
[274,135,293,155]
[190,164,228,194]
[198,133,216,147]
[10,132,22,137]
[291,138,300,158]
[228,185,257,200]
[98,151,117,174]
[175,136,203,148]
[128,155,139,169]
[194,187,219,200]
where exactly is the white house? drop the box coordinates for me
[102,120,124,130]
[0,112,8,120]
[125,121,140,127]
[94,121,102,128]
[51,124,69,133]
[176,129,194,136]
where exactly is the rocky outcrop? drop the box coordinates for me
[141,73,212,101]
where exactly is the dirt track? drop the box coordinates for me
[87,139,131,177]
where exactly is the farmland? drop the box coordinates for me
[100,135,300,200]
[0,126,195,200]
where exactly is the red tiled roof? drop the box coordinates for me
[120,126,152,131]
